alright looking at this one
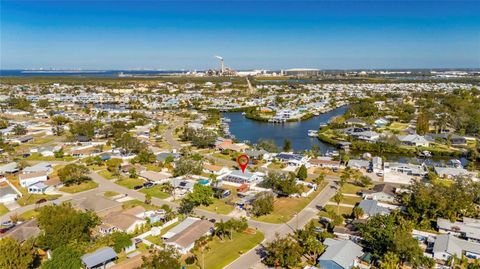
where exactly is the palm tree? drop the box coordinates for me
[333,190,344,215]
[214,220,230,241]
[195,236,211,269]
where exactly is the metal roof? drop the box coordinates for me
[81,247,117,268]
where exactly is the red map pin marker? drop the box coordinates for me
[237,154,249,174]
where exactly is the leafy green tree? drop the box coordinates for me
[297,165,308,181]
[132,150,156,164]
[263,234,302,268]
[37,99,50,108]
[313,172,325,184]
[0,237,35,269]
[333,190,344,215]
[352,206,364,219]
[184,184,213,207]
[0,119,9,129]
[68,120,97,141]
[416,112,430,135]
[37,203,100,250]
[257,139,278,153]
[379,252,400,269]
[251,191,274,216]
[181,128,216,148]
[173,157,202,176]
[42,245,83,269]
[136,248,180,269]
[13,124,27,135]
[8,97,32,111]
[114,133,146,155]
[106,158,123,175]
[294,223,325,263]
[110,232,132,253]
[54,148,64,158]
[58,164,91,185]
[214,220,231,241]
[260,171,300,195]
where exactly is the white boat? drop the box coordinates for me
[241,112,246,115]
[307,130,318,137]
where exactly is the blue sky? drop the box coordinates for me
[1,0,479,70]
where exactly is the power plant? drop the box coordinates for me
[214,55,225,73]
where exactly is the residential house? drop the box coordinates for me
[383,162,427,185]
[164,219,214,254]
[100,210,147,234]
[347,159,370,170]
[433,234,480,261]
[3,219,40,243]
[73,194,123,217]
[426,133,467,146]
[23,162,53,174]
[216,139,249,152]
[0,162,19,175]
[308,158,341,170]
[275,153,308,166]
[139,170,171,184]
[19,172,48,187]
[357,200,391,219]
[374,118,389,127]
[162,217,199,240]
[437,217,480,243]
[434,166,471,179]
[219,170,260,185]
[398,134,429,147]
[318,238,364,269]
[156,152,181,162]
[362,184,396,203]
[203,163,230,176]
[371,157,383,173]
[81,247,117,269]
[350,131,380,142]
[0,180,20,203]
[245,149,268,160]
[9,135,33,144]
[27,182,49,194]
[345,118,367,126]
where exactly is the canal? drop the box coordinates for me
[222,105,348,152]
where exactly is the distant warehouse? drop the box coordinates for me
[282,68,320,77]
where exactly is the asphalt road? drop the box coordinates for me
[163,117,184,150]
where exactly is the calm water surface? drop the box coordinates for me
[222,105,348,152]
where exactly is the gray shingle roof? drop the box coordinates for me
[319,238,364,269]
[358,200,390,217]
[81,247,117,268]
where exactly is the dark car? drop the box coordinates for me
[36,198,47,204]
[133,185,143,190]
[143,182,154,188]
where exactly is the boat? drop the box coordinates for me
[307,130,318,137]
[241,112,246,115]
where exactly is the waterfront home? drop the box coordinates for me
[357,200,391,219]
[383,162,427,185]
[350,131,380,142]
[371,157,383,173]
[437,217,480,243]
[216,139,249,152]
[398,134,430,147]
[434,166,472,179]
[362,184,397,203]
[433,234,480,261]
[308,158,341,170]
[426,133,467,146]
[81,247,117,269]
[345,118,367,126]
[318,238,364,269]
[275,153,308,166]
[164,218,214,254]
[347,159,370,170]
[245,149,269,160]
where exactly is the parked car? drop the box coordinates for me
[36,198,47,204]
[133,185,143,190]
[143,182,154,188]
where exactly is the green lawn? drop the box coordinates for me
[19,209,40,220]
[116,177,145,189]
[145,164,162,172]
[340,195,362,205]
[145,235,164,246]
[25,153,76,162]
[97,170,116,180]
[322,205,353,217]
[184,230,264,269]
[122,199,159,211]
[340,183,364,195]
[198,198,234,215]
[0,203,9,216]
[140,186,170,199]
[253,182,328,224]
[59,181,98,193]
[17,193,62,206]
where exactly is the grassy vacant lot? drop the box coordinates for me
[198,198,234,215]
[321,204,353,217]
[340,195,362,205]
[97,169,116,180]
[122,199,159,211]
[116,177,145,189]
[341,183,364,195]
[253,182,328,224]
[59,181,98,193]
[17,193,61,206]
[140,186,170,199]
[184,230,264,269]
[0,203,9,216]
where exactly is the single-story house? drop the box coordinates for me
[156,152,181,162]
[139,170,171,184]
[164,219,214,254]
[434,166,471,179]
[318,238,364,269]
[433,234,480,261]
[357,200,390,219]
[308,158,341,170]
[245,149,268,160]
[203,163,230,176]
[23,162,53,174]
[374,118,389,127]
[0,180,20,203]
[81,247,117,269]
[100,210,147,234]
[162,217,199,240]
[73,194,123,217]
[350,131,380,142]
[219,170,260,185]
[0,162,19,175]
[27,182,49,194]
[19,172,48,187]
[398,134,429,147]
[8,135,33,144]
[275,153,308,166]
[362,184,397,203]
[426,133,467,146]
[437,217,480,243]
[3,219,40,243]
[347,159,370,170]
[345,118,367,126]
